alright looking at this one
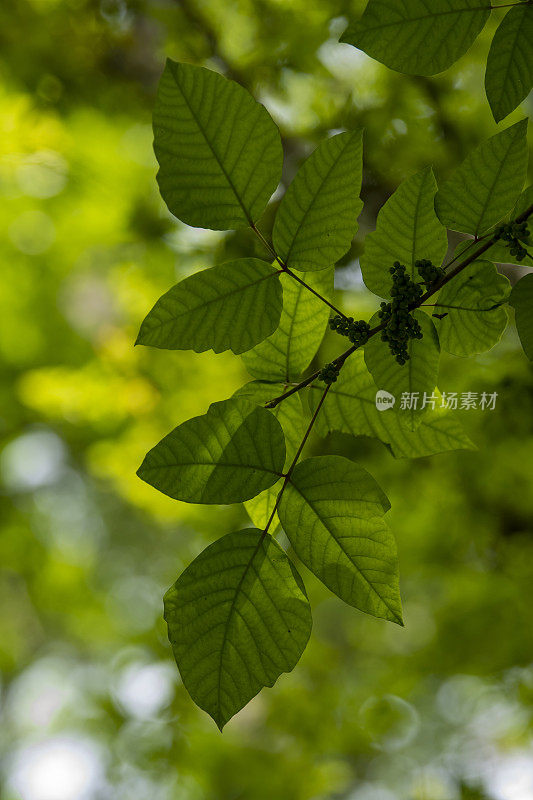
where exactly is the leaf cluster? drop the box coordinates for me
[136,59,532,728]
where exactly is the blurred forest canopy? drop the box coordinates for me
[1,1,533,799]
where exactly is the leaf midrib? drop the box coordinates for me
[168,62,253,225]
[287,481,401,622]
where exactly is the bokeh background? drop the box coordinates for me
[1,1,533,798]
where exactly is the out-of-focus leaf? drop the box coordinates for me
[137,398,285,503]
[434,260,510,356]
[435,121,528,236]
[153,60,282,230]
[164,529,312,729]
[485,5,533,123]
[360,167,447,298]
[136,259,283,355]
[273,131,363,272]
[341,0,490,76]
[278,456,402,624]
[242,268,333,380]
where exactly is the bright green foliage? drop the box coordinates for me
[164,529,312,730]
[435,260,510,357]
[510,274,533,360]
[435,121,528,236]
[153,60,282,230]
[360,168,447,298]
[485,187,533,267]
[279,456,402,624]
[137,398,285,504]
[136,260,282,354]
[137,61,533,728]
[242,268,333,380]
[340,0,490,77]
[233,382,306,529]
[485,5,533,123]
[364,312,440,430]
[273,131,363,272]
[308,352,475,458]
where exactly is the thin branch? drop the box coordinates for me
[266,202,533,409]
[250,223,348,318]
[263,385,330,534]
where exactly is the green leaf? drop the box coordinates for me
[136,259,282,355]
[164,529,312,730]
[364,311,441,430]
[484,186,533,267]
[308,352,475,458]
[340,0,490,76]
[485,5,533,123]
[233,382,307,529]
[242,268,333,380]
[435,120,528,236]
[273,131,363,272]
[434,260,510,356]
[153,60,282,230]
[360,167,448,298]
[137,398,285,504]
[510,273,533,360]
[278,455,402,624]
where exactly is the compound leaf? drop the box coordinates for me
[233,382,307,529]
[435,120,528,236]
[510,273,533,360]
[164,529,312,730]
[278,456,402,624]
[364,311,441,430]
[485,4,533,123]
[308,352,475,458]
[340,0,490,76]
[136,259,282,355]
[242,268,333,380]
[360,167,448,298]
[434,260,510,356]
[273,131,363,272]
[137,398,285,504]
[153,60,282,230]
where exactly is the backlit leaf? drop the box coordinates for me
[242,268,333,380]
[137,398,285,504]
[136,259,282,355]
[435,120,528,236]
[273,131,363,272]
[509,273,533,360]
[164,529,312,729]
[360,167,447,298]
[153,60,282,230]
[485,5,533,123]
[308,352,475,458]
[278,456,402,624]
[364,311,441,430]
[341,0,490,76]
[434,260,510,356]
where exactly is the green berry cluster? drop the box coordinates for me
[378,261,424,365]
[318,362,340,384]
[329,315,371,346]
[415,258,445,287]
[495,221,531,261]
